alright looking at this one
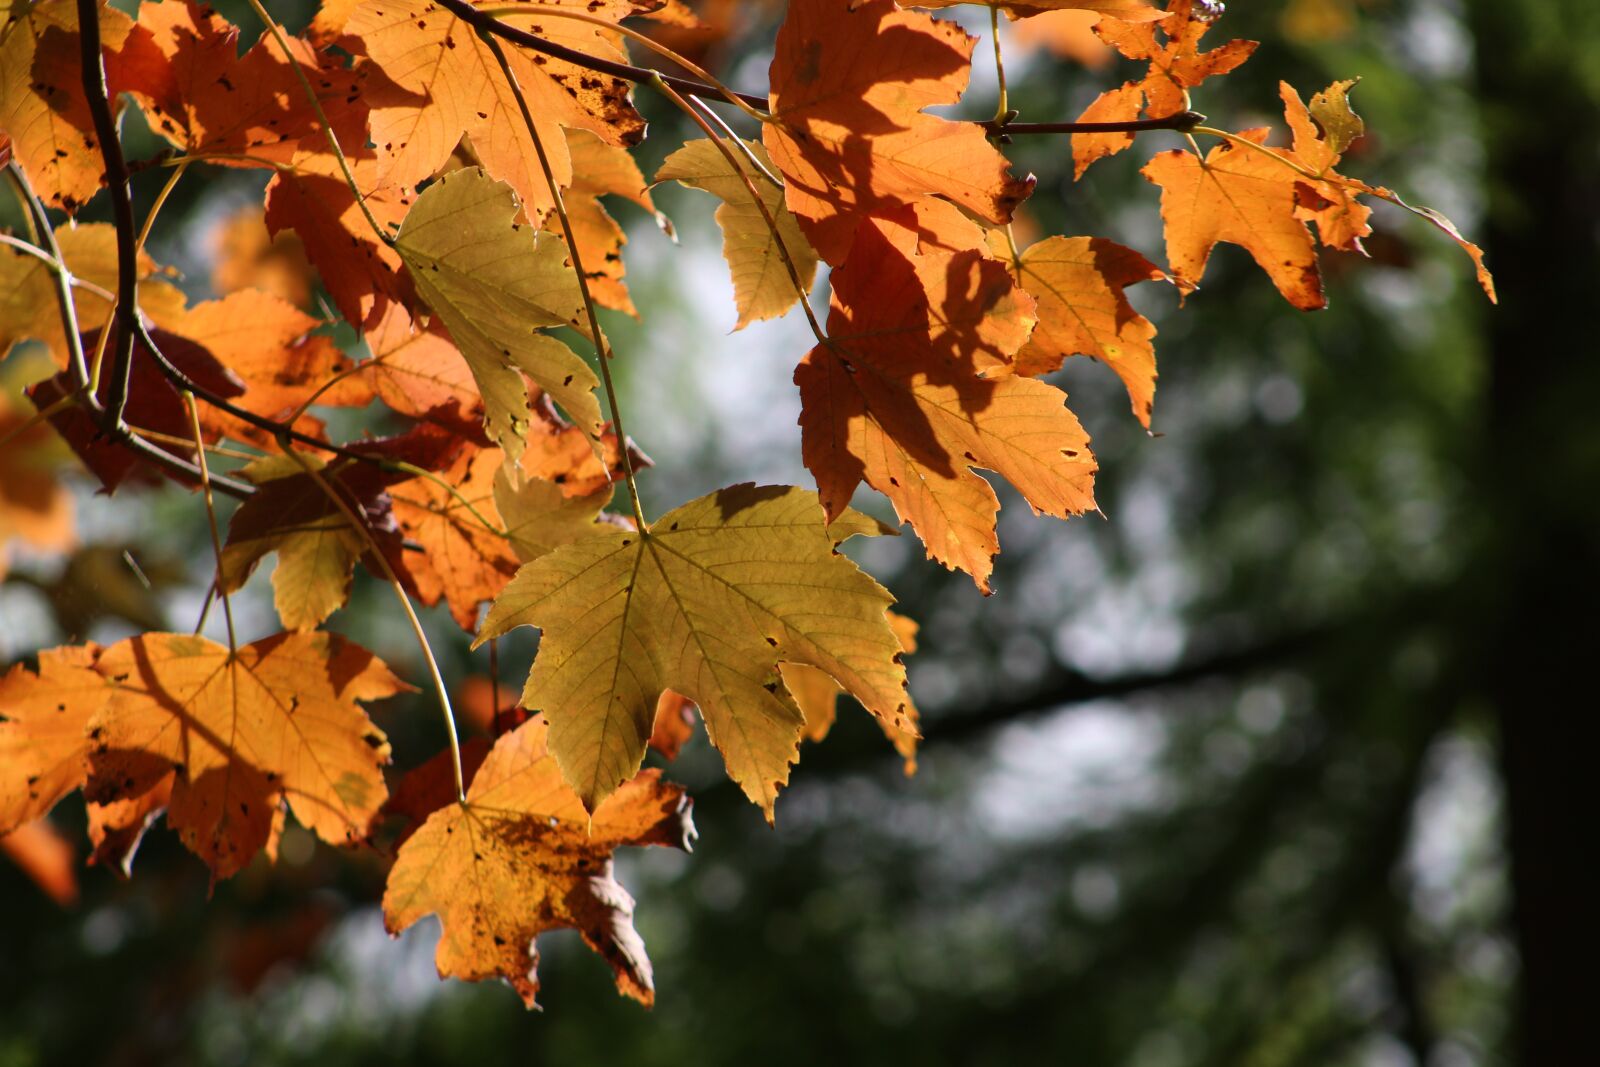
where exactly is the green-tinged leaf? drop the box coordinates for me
[396,168,604,464]
[655,138,819,328]
[475,483,913,818]
[493,468,614,563]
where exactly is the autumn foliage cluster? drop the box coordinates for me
[0,0,1491,1007]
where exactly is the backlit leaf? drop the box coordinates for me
[383,714,694,1007]
[395,167,604,466]
[87,632,407,879]
[476,483,913,818]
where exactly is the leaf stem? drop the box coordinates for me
[282,444,466,802]
[651,74,827,347]
[239,0,393,246]
[184,391,237,654]
[990,6,1009,127]
[482,30,648,533]
[1190,125,1323,182]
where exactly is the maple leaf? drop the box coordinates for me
[656,137,820,328]
[343,0,654,217]
[493,464,614,562]
[1071,0,1256,179]
[113,0,364,168]
[264,154,412,330]
[383,714,694,1008]
[797,220,1097,591]
[29,324,248,492]
[86,632,407,879]
[394,167,604,467]
[388,444,518,629]
[764,0,1033,264]
[0,393,75,579]
[0,644,109,832]
[170,291,374,446]
[476,483,913,817]
[1277,81,1496,300]
[1141,129,1326,310]
[0,0,134,212]
[1003,235,1170,426]
[358,305,482,428]
[785,609,922,773]
[519,393,639,497]
[555,128,659,316]
[386,440,613,631]
[219,435,456,633]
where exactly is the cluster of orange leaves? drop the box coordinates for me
[0,0,1490,1007]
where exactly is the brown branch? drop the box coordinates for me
[76,0,138,428]
[431,0,1202,138]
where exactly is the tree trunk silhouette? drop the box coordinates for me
[1468,0,1600,1059]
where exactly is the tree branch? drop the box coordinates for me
[75,0,138,426]
[918,624,1331,750]
[430,0,1204,138]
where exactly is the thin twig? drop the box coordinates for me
[184,391,237,653]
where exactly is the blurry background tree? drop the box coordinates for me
[2,0,1594,1065]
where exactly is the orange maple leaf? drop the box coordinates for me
[798,221,1096,591]
[86,632,408,879]
[552,128,658,316]
[1072,0,1256,178]
[387,444,519,630]
[114,0,365,168]
[358,306,483,429]
[1003,235,1171,426]
[264,154,412,330]
[0,0,134,212]
[764,0,1033,264]
[0,645,109,832]
[383,714,694,1008]
[343,0,654,217]
[1141,128,1327,310]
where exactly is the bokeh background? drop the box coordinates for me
[2,0,1595,1064]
